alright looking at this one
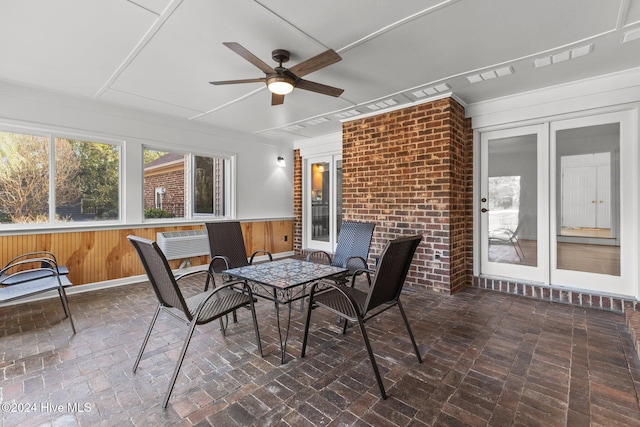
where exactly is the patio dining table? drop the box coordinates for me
[224,258,347,363]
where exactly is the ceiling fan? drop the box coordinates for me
[209,42,344,106]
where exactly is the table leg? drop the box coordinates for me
[273,289,294,364]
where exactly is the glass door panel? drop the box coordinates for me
[555,124,619,275]
[310,160,330,244]
[480,125,546,282]
[550,111,634,296]
[305,155,342,253]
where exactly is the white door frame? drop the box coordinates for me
[550,110,636,296]
[303,153,341,252]
[478,109,638,298]
[479,124,548,283]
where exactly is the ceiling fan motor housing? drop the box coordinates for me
[272,49,290,64]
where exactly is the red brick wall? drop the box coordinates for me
[293,149,303,253]
[144,169,185,217]
[293,97,473,294]
[341,97,472,293]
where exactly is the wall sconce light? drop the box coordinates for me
[277,156,286,167]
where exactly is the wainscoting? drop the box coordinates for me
[0,219,293,287]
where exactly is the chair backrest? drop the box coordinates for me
[127,235,191,319]
[331,221,376,269]
[205,222,250,272]
[363,234,423,314]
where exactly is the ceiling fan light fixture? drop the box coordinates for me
[267,75,295,95]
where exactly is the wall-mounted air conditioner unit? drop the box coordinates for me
[156,229,209,260]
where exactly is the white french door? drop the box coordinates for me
[304,154,342,252]
[550,111,634,295]
[480,110,637,297]
[480,124,548,283]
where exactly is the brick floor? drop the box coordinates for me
[2,278,640,426]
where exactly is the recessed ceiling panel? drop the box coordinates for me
[259,0,448,49]
[0,0,156,97]
[325,0,621,104]
[110,0,337,112]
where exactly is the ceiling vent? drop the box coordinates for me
[366,98,399,111]
[334,109,362,119]
[282,124,305,131]
[306,117,331,126]
[412,83,451,98]
[534,44,592,68]
[467,67,513,83]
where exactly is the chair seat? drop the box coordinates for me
[313,287,366,320]
[185,287,252,323]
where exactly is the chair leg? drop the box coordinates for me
[219,316,227,337]
[397,300,422,363]
[133,304,162,373]
[355,317,387,400]
[341,318,349,335]
[248,296,263,357]
[163,318,198,409]
[57,287,76,334]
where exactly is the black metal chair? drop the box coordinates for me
[127,235,263,408]
[205,221,273,283]
[305,221,375,284]
[301,234,423,400]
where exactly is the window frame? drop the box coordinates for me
[0,119,237,232]
[0,123,123,230]
[142,145,235,223]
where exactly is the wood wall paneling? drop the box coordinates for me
[0,220,293,287]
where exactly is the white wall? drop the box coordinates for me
[0,82,294,223]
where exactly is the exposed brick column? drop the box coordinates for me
[293,149,303,255]
[341,97,472,294]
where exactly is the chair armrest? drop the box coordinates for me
[249,250,273,264]
[305,250,333,264]
[344,256,368,272]
[209,255,231,274]
[349,268,374,288]
[1,253,64,285]
[174,268,215,282]
[191,279,256,321]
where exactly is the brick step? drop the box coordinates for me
[627,309,640,359]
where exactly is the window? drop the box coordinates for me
[143,148,229,219]
[0,130,120,224]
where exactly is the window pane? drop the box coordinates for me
[194,155,225,216]
[0,131,49,223]
[55,138,120,222]
[311,161,330,242]
[143,149,186,219]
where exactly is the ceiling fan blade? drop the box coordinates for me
[223,42,276,74]
[209,78,265,85]
[296,79,344,97]
[288,49,341,77]
[271,93,285,105]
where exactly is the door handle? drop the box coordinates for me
[481,208,489,213]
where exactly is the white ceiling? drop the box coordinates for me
[1,0,640,144]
